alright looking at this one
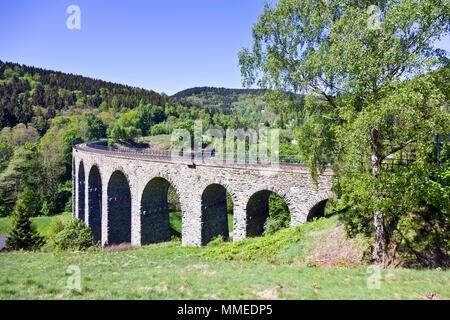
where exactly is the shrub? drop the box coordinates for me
[5,200,44,251]
[268,193,290,228]
[46,218,94,251]
[263,217,283,236]
[18,188,41,217]
[47,215,66,239]
[64,196,72,213]
[40,200,57,216]
[207,235,224,247]
[150,122,169,136]
[0,203,12,217]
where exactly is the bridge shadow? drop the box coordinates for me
[307,198,347,222]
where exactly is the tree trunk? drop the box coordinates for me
[370,128,387,265]
[373,208,387,265]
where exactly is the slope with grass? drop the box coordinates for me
[1,215,448,300]
[0,213,72,238]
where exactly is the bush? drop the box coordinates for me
[0,203,12,217]
[268,193,290,228]
[5,200,44,251]
[150,122,169,136]
[40,200,57,216]
[45,218,94,251]
[263,217,284,236]
[19,188,41,217]
[64,196,72,213]
[47,215,66,239]
[207,235,224,247]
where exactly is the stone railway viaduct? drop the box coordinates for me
[72,142,336,247]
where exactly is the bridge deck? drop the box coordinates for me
[73,142,333,173]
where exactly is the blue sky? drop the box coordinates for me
[0,0,448,95]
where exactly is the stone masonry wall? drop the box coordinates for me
[73,145,335,247]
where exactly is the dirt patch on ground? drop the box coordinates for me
[102,243,137,252]
[143,137,171,151]
[254,287,284,300]
[419,291,445,300]
[306,224,369,268]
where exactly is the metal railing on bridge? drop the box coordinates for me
[74,140,446,170]
[76,142,312,169]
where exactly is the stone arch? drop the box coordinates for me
[206,179,239,209]
[305,192,337,222]
[149,172,185,214]
[88,165,102,242]
[201,183,232,245]
[78,161,85,221]
[140,177,178,245]
[107,170,132,245]
[245,187,292,237]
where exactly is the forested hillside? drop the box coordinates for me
[0,60,198,132]
[173,86,304,115]
[172,87,266,112]
[0,61,300,220]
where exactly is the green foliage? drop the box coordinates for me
[205,224,303,262]
[0,143,41,212]
[268,193,290,228]
[0,142,13,173]
[64,196,72,213]
[45,218,94,251]
[279,141,296,156]
[150,122,169,136]
[0,203,11,217]
[0,124,39,146]
[207,235,224,247]
[335,161,450,267]
[76,112,106,141]
[173,119,195,136]
[110,110,140,142]
[110,123,138,143]
[46,215,66,239]
[240,0,450,266]
[226,191,234,215]
[18,188,41,217]
[4,200,44,251]
[135,105,153,136]
[263,217,284,236]
[135,104,167,136]
[0,213,71,236]
[39,129,76,215]
[40,200,57,216]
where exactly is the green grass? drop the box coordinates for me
[0,213,72,237]
[139,134,171,143]
[1,240,448,299]
[204,215,340,263]
[0,214,448,300]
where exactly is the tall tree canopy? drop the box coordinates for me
[240,0,449,266]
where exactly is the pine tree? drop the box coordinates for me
[5,200,44,250]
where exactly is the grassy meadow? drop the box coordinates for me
[1,214,448,300]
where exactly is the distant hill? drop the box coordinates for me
[172,87,305,116]
[172,87,268,113]
[0,60,197,131]
[173,86,267,99]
